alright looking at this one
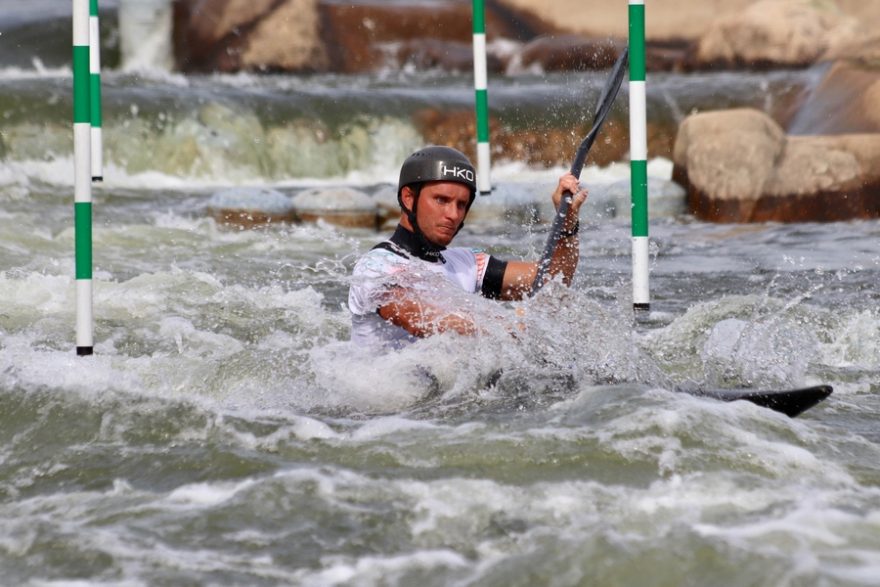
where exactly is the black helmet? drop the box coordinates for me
[397,146,477,209]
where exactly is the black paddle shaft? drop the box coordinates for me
[529,48,629,296]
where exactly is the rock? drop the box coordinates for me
[758,135,880,221]
[498,0,880,44]
[693,0,860,69]
[497,0,747,41]
[207,187,295,227]
[173,0,328,72]
[673,108,880,222]
[291,187,379,228]
[822,32,880,65]
[239,0,328,72]
[673,108,785,221]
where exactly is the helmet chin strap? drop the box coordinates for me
[402,185,446,260]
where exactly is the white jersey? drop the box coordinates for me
[348,226,506,350]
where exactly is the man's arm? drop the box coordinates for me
[497,232,580,300]
[378,292,477,338]
[496,173,587,301]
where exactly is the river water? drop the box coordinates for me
[1,6,879,586]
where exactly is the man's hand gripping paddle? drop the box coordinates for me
[529,48,629,296]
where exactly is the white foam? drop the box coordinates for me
[306,343,436,412]
[0,335,144,395]
[820,309,880,370]
[1,271,72,314]
[350,417,442,440]
[290,416,340,441]
[823,554,880,585]
[157,316,243,357]
[30,580,145,587]
[296,550,469,587]
[0,62,71,80]
[165,478,256,507]
[693,497,861,547]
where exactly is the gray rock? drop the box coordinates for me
[292,186,379,228]
[207,186,295,227]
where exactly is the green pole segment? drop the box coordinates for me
[629,0,649,311]
[90,0,103,181]
[74,0,94,355]
[75,203,93,279]
[472,0,491,194]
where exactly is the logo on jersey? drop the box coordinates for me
[440,164,475,183]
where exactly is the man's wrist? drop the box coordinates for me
[559,220,580,238]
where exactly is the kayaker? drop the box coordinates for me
[348,145,586,349]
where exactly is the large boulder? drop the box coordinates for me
[673,109,785,220]
[673,108,880,222]
[693,0,859,69]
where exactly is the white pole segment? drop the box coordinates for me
[74,125,92,204]
[632,236,650,309]
[76,280,94,349]
[90,7,103,181]
[74,1,89,43]
[629,82,647,161]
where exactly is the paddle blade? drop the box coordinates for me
[569,47,629,179]
[684,385,833,418]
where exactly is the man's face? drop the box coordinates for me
[403,181,471,247]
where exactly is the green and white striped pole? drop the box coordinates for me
[90,0,103,181]
[472,0,491,194]
[74,0,94,355]
[629,0,650,311]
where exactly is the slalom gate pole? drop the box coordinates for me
[472,0,492,194]
[629,0,650,311]
[90,0,103,181]
[74,0,94,355]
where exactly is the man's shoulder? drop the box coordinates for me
[443,246,481,264]
[353,241,409,274]
[370,241,409,259]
